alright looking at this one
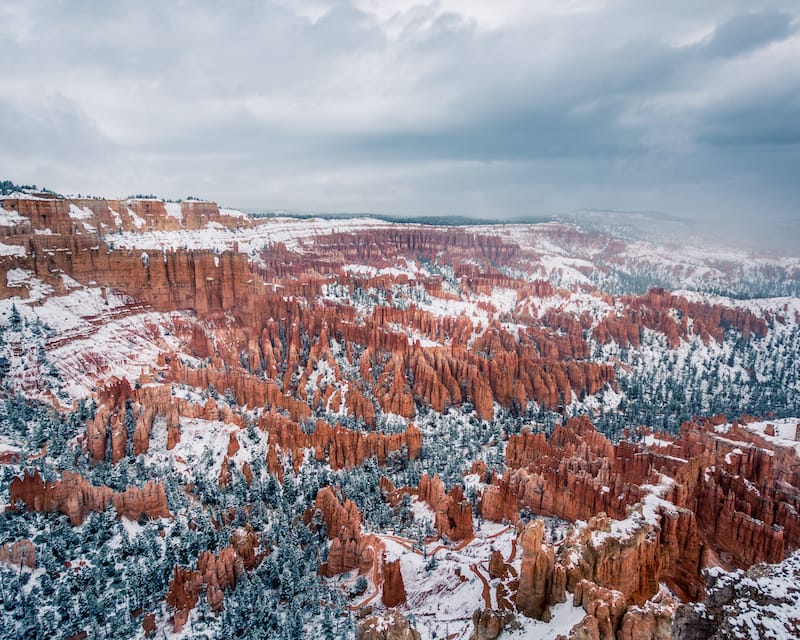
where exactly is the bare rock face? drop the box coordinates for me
[256,414,421,478]
[10,470,111,525]
[226,431,240,457]
[166,546,246,631]
[470,608,516,640]
[266,444,283,481]
[113,480,171,522]
[316,486,362,542]
[592,289,767,349]
[558,513,666,606]
[5,193,798,640]
[357,610,421,640]
[515,519,560,620]
[572,580,627,640]
[488,549,506,579]
[313,486,383,578]
[9,469,170,525]
[417,473,474,541]
[218,456,232,487]
[617,599,675,640]
[382,556,407,608]
[165,567,198,632]
[481,413,800,607]
[141,613,156,637]
[0,539,36,568]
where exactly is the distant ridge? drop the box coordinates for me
[247,210,556,226]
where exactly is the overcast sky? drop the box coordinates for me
[1,1,798,233]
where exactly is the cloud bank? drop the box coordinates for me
[1,1,798,242]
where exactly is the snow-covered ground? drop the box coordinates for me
[504,595,586,640]
[356,518,585,640]
[144,416,262,483]
[716,417,800,457]
[106,216,394,255]
[0,288,185,402]
[680,550,800,640]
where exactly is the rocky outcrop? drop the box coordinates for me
[1,196,247,237]
[141,613,156,637]
[593,288,767,348]
[9,470,170,525]
[571,580,627,640]
[417,473,474,541]
[313,487,382,578]
[556,512,671,606]
[617,599,675,640]
[218,456,232,487]
[357,609,421,640]
[482,414,800,608]
[488,549,506,579]
[653,417,800,572]
[166,546,247,631]
[515,520,563,620]
[470,608,516,640]
[165,530,259,619]
[0,539,36,568]
[479,418,640,526]
[4,192,796,640]
[382,556,407,608]
[672,551,800,640]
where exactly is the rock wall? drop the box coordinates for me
[0,540,36,568]
[480,414,800,609]
[313,486,383,578]
[418,473,474,541]
[382,556,407,608]
[9,469,170,525]
[515,520,565,619]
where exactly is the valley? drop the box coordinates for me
[0,191,798,640]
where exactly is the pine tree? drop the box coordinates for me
[9,304,21,329]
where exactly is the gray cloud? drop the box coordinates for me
[706,10,794,57]
[1,0,798,246]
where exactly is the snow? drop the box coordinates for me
[712,432,775,456]
[0,241,26,256]
[0,286,135,333]
[164,202,183,220]
[219,207,248,219]
[739,418,800,457]
[344,261,418,280]
[6,268,34,288]
[0,192,51,200]
[5,268,54,300]
[643,434,674,448]
[480,287,518,314]
[689,550,800,640]
[145,416,260,483]
[68,203,93,220]
[49,311,182,398]
[106,216,394,255]
[60,274,81,289]
[504,594,586,640]
[538,254,593,286]
[351,523,520,640]
[0,286,185,400]
[588,474,678,546]
[108,205,123,228]
[0,208,26,225]
[127,207,146,228]
[408,497,436,529]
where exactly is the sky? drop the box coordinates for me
[1,1,799,241]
